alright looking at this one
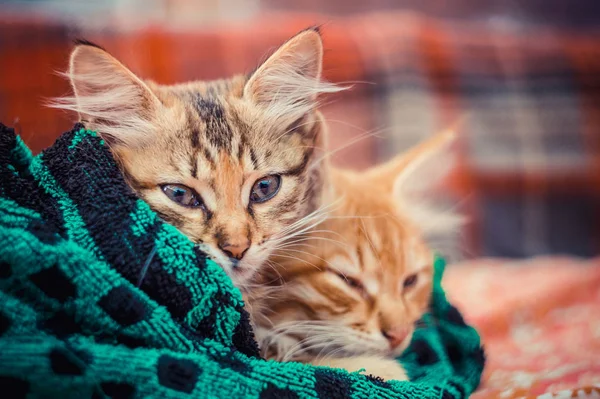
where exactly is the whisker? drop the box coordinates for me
[281,333,349,362]
[271,253,322,270]
[273,198,344,238]
[308,127,391,171]
[273,119,322,142]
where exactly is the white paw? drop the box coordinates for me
[358,358,408,381]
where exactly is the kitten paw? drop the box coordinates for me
[357,358,408,381]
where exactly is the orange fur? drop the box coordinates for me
[249,130,458,380]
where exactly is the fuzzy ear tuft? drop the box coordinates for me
[49,43,161,147]
[243,28,344,124]
[392,129,456,199]
[368,128,465,236]
[395,129,465,236]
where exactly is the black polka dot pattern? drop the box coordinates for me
[446,306,467,326]
[49,347,91,375]
[365,374,391,388]
[0,375,30,398]
[446,343,462,364]
[99,285,147,327]
[29,265,76,303]
[100,381,136,399]
[219,352,250,373]
[157,355,200,393]
[441,389,456,399]
[115,334,146,349]
[0,312,11,336]
[194,302,217,340]
[411,339,440,366]
[472,346,486,364]
[26,219,60,244]
[192,246,208,270]
[0,261,11,279]
[447,381,466,399]
[259,383,300,399]
[314,370,352,399]
[231,308,260,358]
[41,310,82,338]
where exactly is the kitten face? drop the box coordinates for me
[251,130,459,361]
[254,188,434,360]
[55,30,342,285]
[114,85,326,285]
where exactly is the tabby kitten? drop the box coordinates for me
[250,130,459,381]
[53,28,341,285]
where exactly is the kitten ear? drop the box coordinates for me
[51,41,160,147]
[391,128,457,202]
[243,28,341,123]
[369,127,464,234]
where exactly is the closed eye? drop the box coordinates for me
[332,270,364,292]
[403,273,418,290]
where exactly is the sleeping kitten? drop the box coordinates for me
[250,129,460,380]
[52,28,342,286]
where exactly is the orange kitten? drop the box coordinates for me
[250,130,459,380]
[52,29,342,286]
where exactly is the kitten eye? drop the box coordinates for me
[161,184,203,208]
[403,274,418,289]
[250,175,281,203]
[345,277,363,290]
[334,271,363,291]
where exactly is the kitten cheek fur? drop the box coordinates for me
[51,28,343,282]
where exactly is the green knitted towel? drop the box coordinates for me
[0,123,484,399]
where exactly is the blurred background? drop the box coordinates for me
[0,0,599,259]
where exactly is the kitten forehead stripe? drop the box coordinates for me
[190,128,201,148]
[249,148,259,169]
[190,152,198,178]
[194,97,233,151]
[202,147,216,168]
[283,150,313,177]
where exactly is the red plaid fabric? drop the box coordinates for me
[326,14,600,259]
[1,11,599,258]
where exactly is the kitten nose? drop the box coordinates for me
[383,327,409,349]
[218,241,250,261]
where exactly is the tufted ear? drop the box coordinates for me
[51,41,161,147]
[366,127,464,235]
[243,28,342,124]
[391,129,457,204]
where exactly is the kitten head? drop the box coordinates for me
[52,29,343,285]
[251,130,460,361]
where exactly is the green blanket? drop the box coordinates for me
[0,123,484,398]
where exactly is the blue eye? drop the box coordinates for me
[249,175,281,203]
[161,184,203,208]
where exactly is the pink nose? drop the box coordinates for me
[383,327,409,349]
[218,240,250,261]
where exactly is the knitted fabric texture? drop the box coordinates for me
[0,123,485,399]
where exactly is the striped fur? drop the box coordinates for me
[51,28,343,285]
[249,130,458,380]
